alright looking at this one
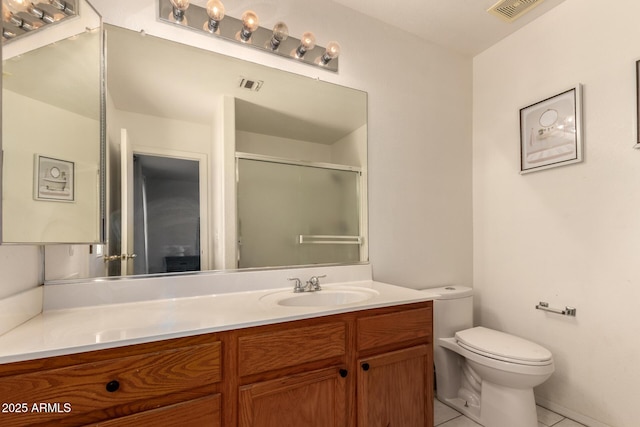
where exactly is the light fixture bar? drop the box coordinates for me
[2,0,78,44]
[157,0,339,73]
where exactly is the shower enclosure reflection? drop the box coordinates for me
[237,157,361,269]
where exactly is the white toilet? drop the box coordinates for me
[428,286,554,427]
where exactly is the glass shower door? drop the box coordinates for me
[237,158,361,269]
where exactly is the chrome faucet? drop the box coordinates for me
[288,275,326,292]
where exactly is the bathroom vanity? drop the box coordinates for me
[0,279,435,427]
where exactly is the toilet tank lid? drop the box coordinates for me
[424,286,473,299]
[455,327,552,363]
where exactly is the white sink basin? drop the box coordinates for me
[260,287,379,308]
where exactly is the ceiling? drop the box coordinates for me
[333,0,568,56]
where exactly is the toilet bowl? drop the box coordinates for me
[427,286,554,427]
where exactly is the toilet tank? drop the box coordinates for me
[427,286,474,340]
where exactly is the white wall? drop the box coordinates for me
[2,91,101,243]
[236,130,333,162]
[0,246,42,299]
[473,1,640,425]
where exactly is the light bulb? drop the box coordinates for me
[269,21,288,50]
[239,10,259,42]
[5,0,29,14]
[319,41,340,65]
[295,31,316,58]
[2,4,17,24]
[170,0,190,21]
[47,0,74,14]
[2,5,11,22]
[48,0,64,9]
[204,0,224,33]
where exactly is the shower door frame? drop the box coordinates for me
[235,152,368,269]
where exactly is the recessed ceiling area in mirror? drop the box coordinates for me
[44,24,367,282]
[1,0,103,244]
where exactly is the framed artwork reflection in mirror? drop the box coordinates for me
[34,155,75,202]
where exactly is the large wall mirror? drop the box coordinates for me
[44,24,368,281]
[1,0,103,244]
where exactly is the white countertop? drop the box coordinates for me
[0,281,438,364]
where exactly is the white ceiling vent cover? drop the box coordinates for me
[238,77,263,92]
[487,0,546,22]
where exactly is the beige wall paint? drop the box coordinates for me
[473,0,640,425]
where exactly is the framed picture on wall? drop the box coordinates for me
[34,155,75,202]
[519,85,583,173]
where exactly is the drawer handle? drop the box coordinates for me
[339,369,348,378]
[361,362,370,371]
[106,380,120,392]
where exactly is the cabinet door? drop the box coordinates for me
[357,345,432,427]
[239,367,348,427]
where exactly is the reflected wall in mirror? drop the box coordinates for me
[44,24,367,282]
[1,0,103,243]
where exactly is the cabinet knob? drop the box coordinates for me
[339,369,348,378]
[105,380,120,392]
[361,362,370,371]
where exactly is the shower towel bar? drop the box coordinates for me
[298,235,362,245]
[535,301,577,317]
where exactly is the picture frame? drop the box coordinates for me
[519,85,583,173]
[34,155,75,202]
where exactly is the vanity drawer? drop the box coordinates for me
[88,394,221,427]
[0,341,221,426]
[357,305,432,351]
[238,322,346,377]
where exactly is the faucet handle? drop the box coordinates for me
[308,274,326,291]
[288,277,304,293]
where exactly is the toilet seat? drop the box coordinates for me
[455,327,553,366]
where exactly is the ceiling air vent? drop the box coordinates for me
[238,77,263,92]
[487,0,546,22]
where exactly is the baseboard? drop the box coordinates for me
[535,396,612,427]
[0,287,43,336]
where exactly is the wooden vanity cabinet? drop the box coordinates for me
[0,301,432,427]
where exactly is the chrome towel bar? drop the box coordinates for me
[535,301,577,317]
[298,235,363,245]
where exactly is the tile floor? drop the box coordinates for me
[434,398,587,427]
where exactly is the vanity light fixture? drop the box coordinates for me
[169,0,189,22]
[268,21,288,50]
[157,0,339,72]
[2,0,77,42]
[293,31,315,59]
[204,0,224,33]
